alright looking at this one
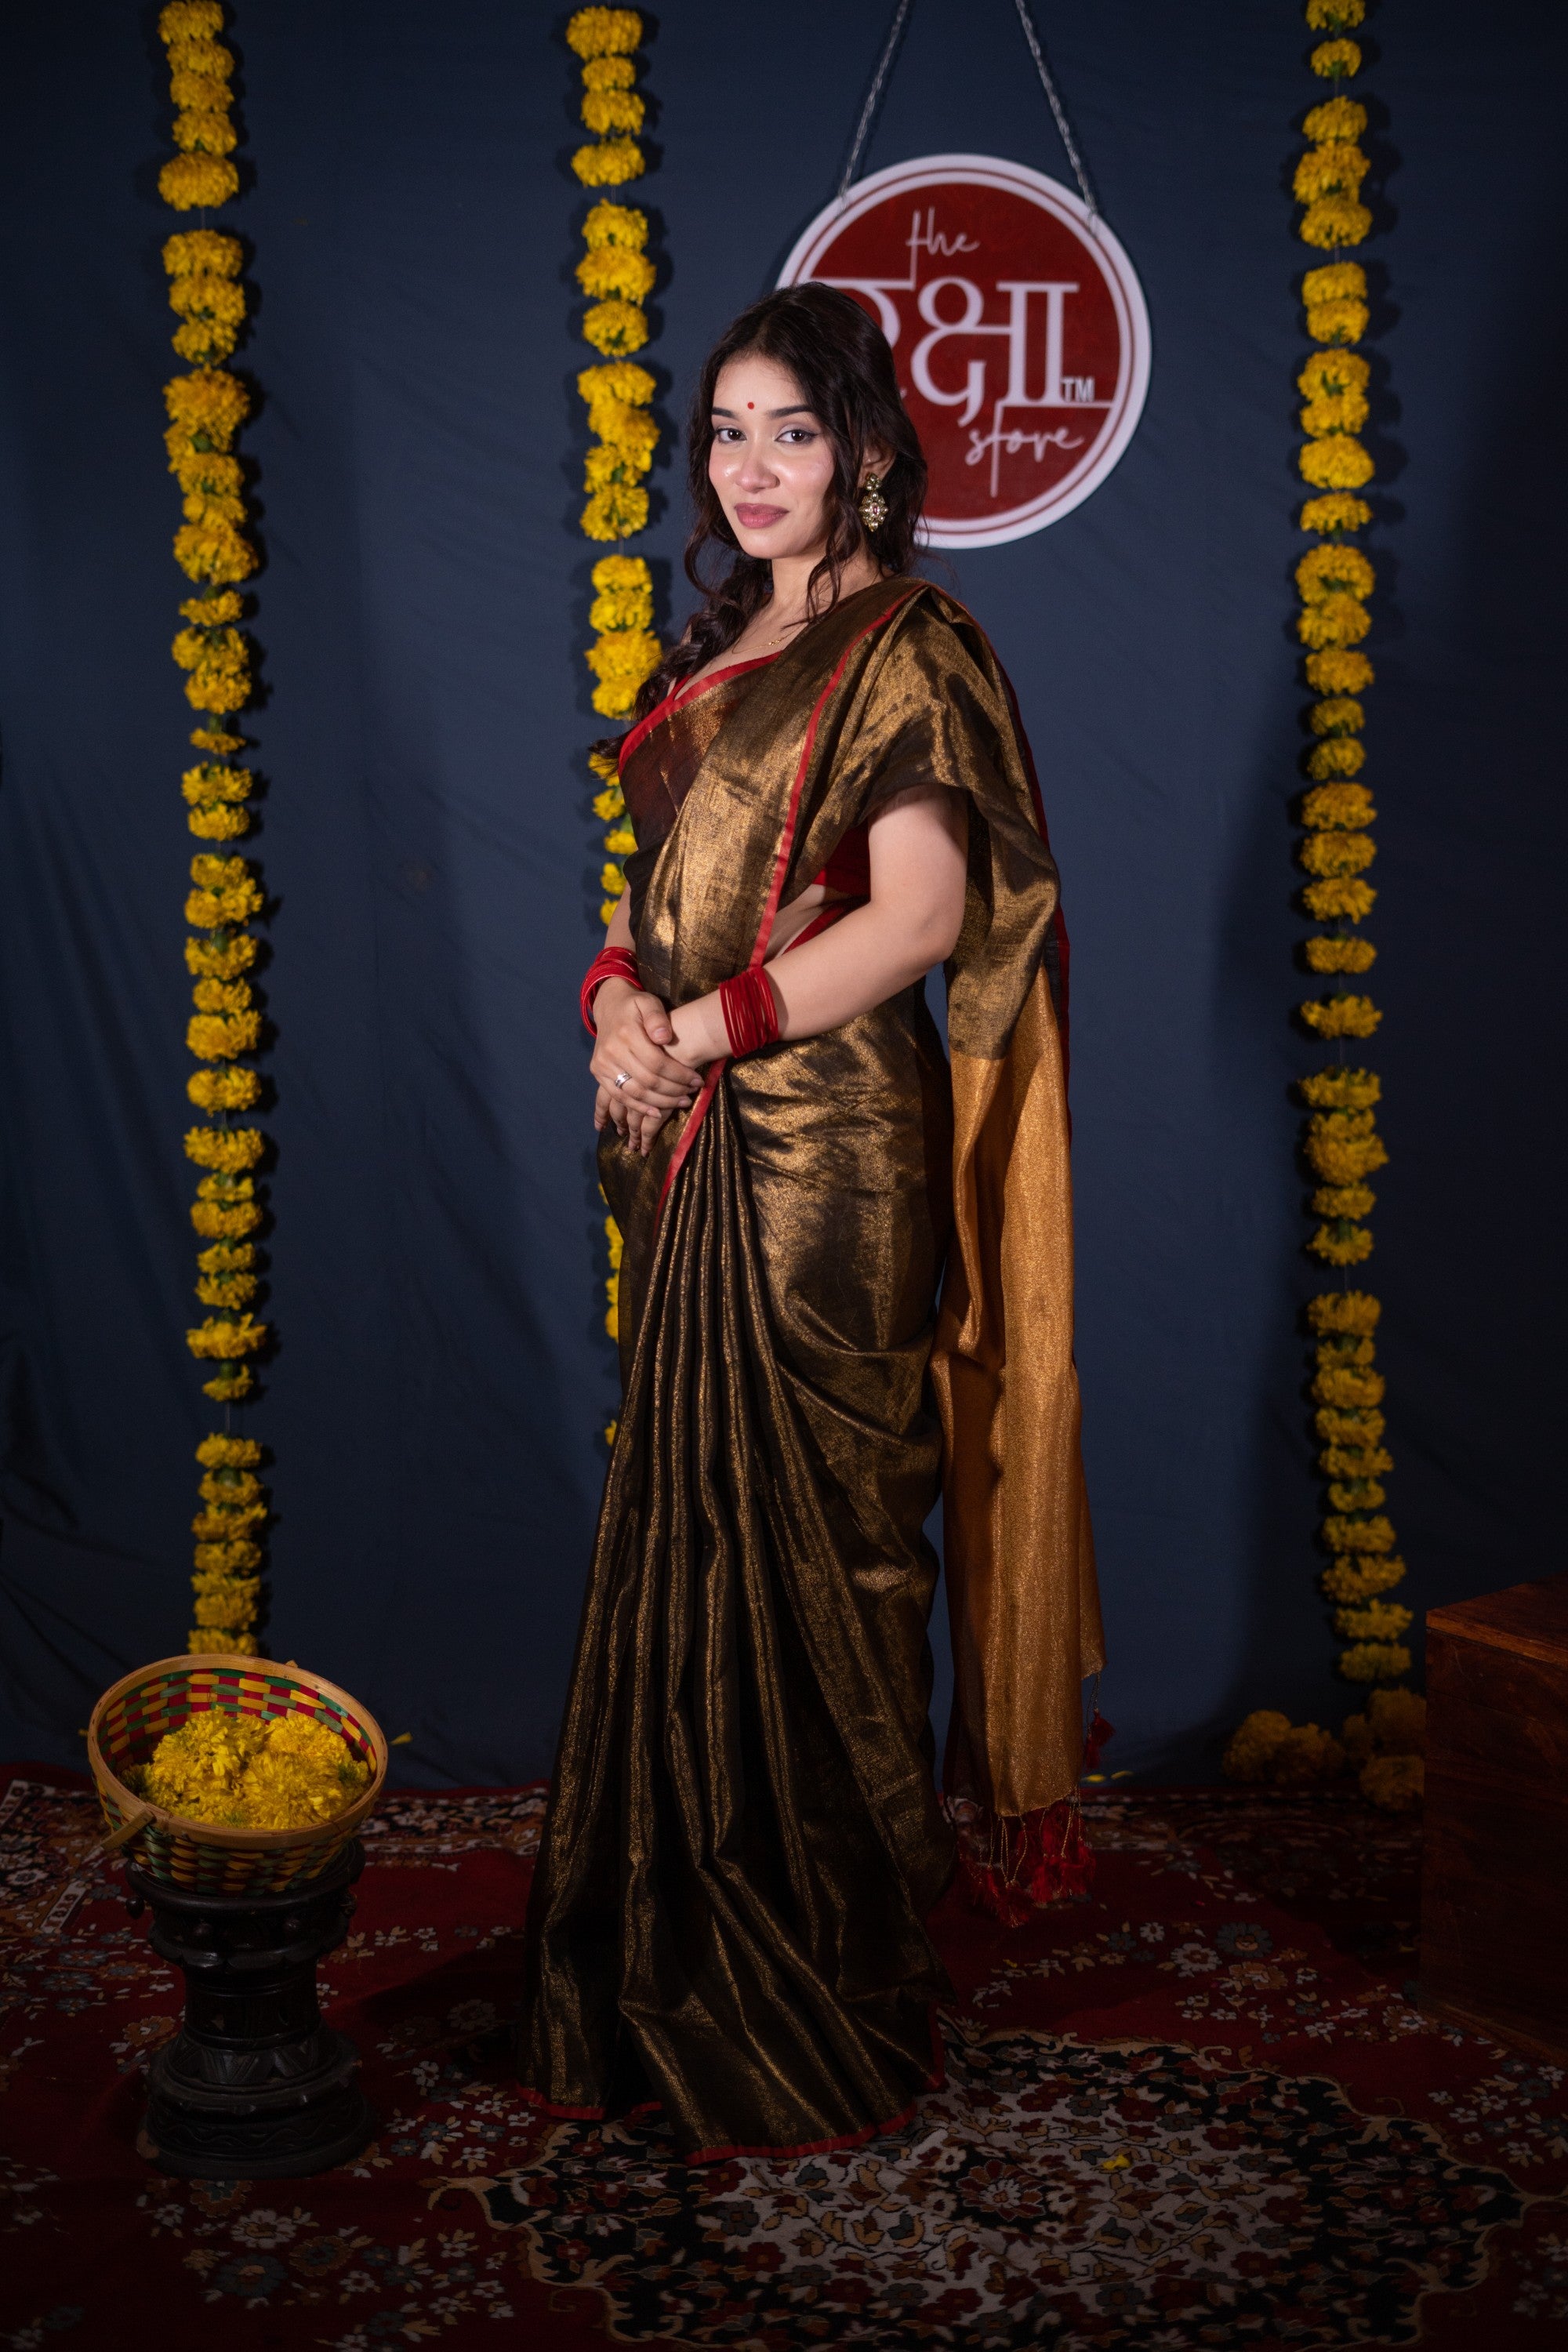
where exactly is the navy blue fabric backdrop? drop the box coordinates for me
[2,1,1565,1784]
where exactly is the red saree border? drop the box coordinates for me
[616,655,779,776]
[516,2008,948,2169]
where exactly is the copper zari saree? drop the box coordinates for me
[519,575,1103,2162]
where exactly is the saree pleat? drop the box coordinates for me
[521,1059,949,2159]
[520,577,1102,2158]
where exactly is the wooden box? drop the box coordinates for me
[1418,1573,1568,2060]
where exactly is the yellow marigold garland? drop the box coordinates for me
[158,3,270,1655]
[1286,3,1413,1708]
[567,11,662,1345]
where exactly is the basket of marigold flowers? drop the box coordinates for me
[88,1653,387,1896]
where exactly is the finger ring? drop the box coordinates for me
[614,1071,630,1089]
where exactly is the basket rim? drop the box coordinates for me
[86,1650,389,1854]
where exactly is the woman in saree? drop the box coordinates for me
[519,284,1102,2164]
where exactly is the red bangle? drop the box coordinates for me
[582,946,641,1034]
[718,967,780,1058]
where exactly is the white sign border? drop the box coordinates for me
[779,153,1152,550]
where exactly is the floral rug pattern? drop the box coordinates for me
[2,1773,1566,2350]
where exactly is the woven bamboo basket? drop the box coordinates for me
[87,1653,387,1897]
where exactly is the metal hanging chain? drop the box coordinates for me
[839,0,916,200]
[837,0,1101,229]
[1011,0,1099,223]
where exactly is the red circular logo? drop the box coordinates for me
[779,154,1151,549]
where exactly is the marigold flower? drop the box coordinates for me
[567,7,642,59]
[572,136,644,187]
[1305,296,1370,346]
[1298,831,1374,881]
[1302,876,1375,922]
[1298,592,1371,651]
[583,485,650,543]
[1297,537,1374,601]
[1311,38,1363,80]
[1307,692,1365,734]
[1293,142,1370,205]
[599,898,620,930]
[1301,992,1380,1038]
[583,55,636,94]
[1303,96,1367,143]
[1312,1181,1375,1219]
[187,1311,268,1360]
[186,933,257,978]
[1321,1442,1393,1481]
[169,67,232,111]
[180,587,244,626]
[1298,437,1373,492]
[160,0,224,36]
[1309,1223,1373,1265]
[583,299,651,358]
[577,245,656,303]
[196,1432,262,1469]
[1365,1687,1425,1754]
[1307,739,1365,783]
[1316,1406,1385,1452]
[586,626,660,684]
[1336,1600,1412,1646]
[583,199,647,249]
[188,1010,261,1059]
[187,805,246,840]
[1306,0,1365,24]
[183,1124,263,1173]
[1312,1364,1385,1411]
[192,1501,267,1541]
[580,88,645,138]
[163,229,242,279]
[1301,1070,1380,1111]
[182,759,251,805]
[192,1536,261,1574]
[165,37,233,84]
[172,106,238,158]
[593,788,625,826]
[1301,193,1373,249]
[1329,1466,1386,1506]
[1305,936,1375,975]
[174,516,256,589]
[1221,1710,1291,1782]
[188,1065,260,1112]
[1324,1512,1396,1556]
[196,1240,256,1287]
[1361,1751,1422,1809]
[1302,780,1373,827]
[1305,648,1373,694]
[590,578,654,632]
[579,358,655,406]
[165,366,249,444]
[196,1269,257,1311]
[1323,1554,1404,1604]
[1303,262,1367,305]
[1305,1114,1387,1187]
[190,1192,261,1241]
[199,1465,262,1507]
[1301,382,1370,436]
[1299,435,1374,492]
[583,443,651,496]
[159,154,238,210]
[604,1265,619,1338]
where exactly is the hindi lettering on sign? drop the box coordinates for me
[779,154,1151,548]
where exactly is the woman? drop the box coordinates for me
[519,284,1102,2164]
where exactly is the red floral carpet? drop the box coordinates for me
[3,1773,1566,2350]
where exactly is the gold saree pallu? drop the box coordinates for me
[519,578,1104,2160]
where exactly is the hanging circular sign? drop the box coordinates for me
[779,153,1151,549]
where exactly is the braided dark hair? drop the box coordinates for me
[631,282,927,722]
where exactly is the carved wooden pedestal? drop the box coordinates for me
[1418,1574,1568,2062]
[126,1839,375,2179]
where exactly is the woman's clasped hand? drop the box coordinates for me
[590,975,702,1156]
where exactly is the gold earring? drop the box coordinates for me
[858,472,888,533]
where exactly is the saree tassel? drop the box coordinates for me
[947,1797,1094,1927]
[1083,1707,1116,1772]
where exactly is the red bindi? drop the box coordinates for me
[746,401,754,409]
